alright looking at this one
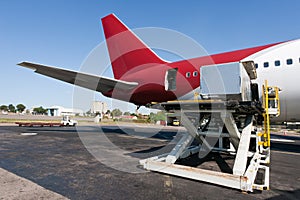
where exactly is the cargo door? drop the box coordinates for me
[165,68,178,91]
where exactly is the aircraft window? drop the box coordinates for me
[193,71,198,77]
[186,72,191,78]
[263,62,269,68]
[275,60,280,66]
[287,59,293,65]
[255,63,258,68]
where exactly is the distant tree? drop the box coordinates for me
[148,111,166,123]
[86,109,91,116]
[8,104,16,113]
[16,104,26,113]
[148,112,156,123]
[123,111,131,116]
[95,112,101,117]
[0,105,8,111]
[111,109,122,118]
[33,106,47,115]
[155,111,166,121]
[130,113,138,117]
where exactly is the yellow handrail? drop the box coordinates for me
[262,80,271,147]
[276,87,280,116]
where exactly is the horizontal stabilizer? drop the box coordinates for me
[18,62,138,93]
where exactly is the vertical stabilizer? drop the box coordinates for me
[101,14,166,79]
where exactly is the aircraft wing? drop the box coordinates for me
[18,62,138,93]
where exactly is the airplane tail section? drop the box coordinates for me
[101,14,166,79]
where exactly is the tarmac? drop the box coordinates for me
[0,124,300,200]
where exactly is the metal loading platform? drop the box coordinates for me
[140,62,280,192]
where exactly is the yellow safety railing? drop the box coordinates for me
[260,80,280,147]
[194,92,199,100]
[262,80,271,147]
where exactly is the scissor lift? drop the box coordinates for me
[140,62,280,192]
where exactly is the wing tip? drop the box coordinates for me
[17,61,26,66]
[17,61,37,71]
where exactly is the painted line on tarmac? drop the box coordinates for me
[21,132,38,136]
[270,138,295,143]
[272,150,300,156]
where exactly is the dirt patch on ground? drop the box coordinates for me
[0,168,68,200]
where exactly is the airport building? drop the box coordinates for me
[47,106,84,116]
[91,101,107,115]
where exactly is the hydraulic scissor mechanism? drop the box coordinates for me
[141,61,280,192]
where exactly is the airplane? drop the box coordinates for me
[18,13,300,122]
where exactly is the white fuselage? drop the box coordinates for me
[243,39,300,122]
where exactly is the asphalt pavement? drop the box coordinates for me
[0,125,300,200]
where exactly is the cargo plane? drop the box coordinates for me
[18,14,300,122]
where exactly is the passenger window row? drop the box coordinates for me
[187,57,299,78]
[255,58,298,68]
[186,71,198,78]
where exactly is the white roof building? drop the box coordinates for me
[47,106,84,116]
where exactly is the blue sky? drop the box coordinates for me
[1,0,300,113]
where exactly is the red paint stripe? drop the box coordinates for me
[210,42,283,64]
[174,41,284,69]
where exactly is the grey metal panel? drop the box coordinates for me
[200,62,251,101]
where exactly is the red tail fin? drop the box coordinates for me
[101,14,166,79]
